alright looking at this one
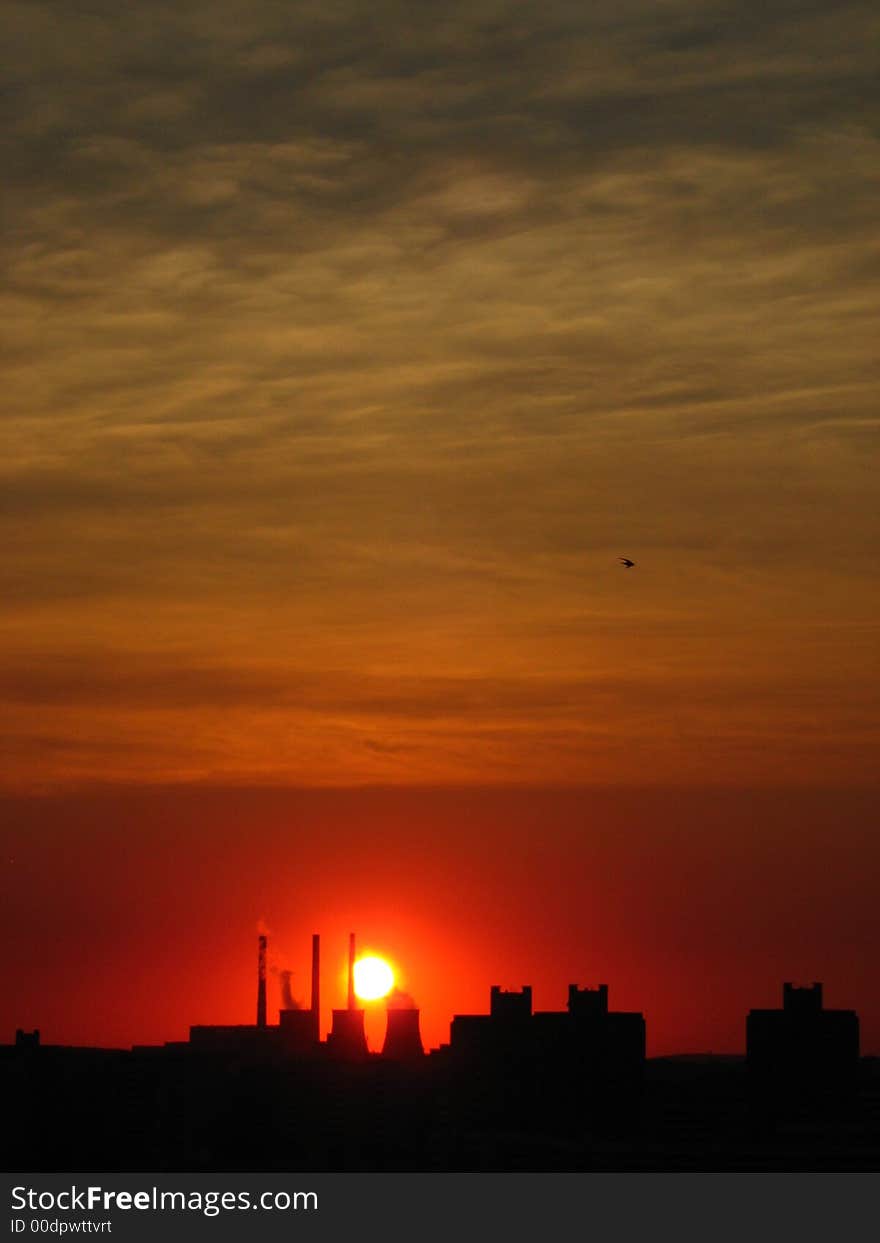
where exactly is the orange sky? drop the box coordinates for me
[1,0,878,1054]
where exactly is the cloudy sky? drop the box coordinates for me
[3,0,879,793]
[3,0,880,1054]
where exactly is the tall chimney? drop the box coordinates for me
[311,933,320,1042]
[347,931,356,1010]
[257,934,267,1029]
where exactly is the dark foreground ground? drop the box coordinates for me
[3,1049,879,1172]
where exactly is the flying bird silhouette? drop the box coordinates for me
[619,557,635,568]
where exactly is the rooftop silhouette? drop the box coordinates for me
[3,935,875,1172]
[747,981,860,1113]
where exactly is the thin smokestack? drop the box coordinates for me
[257,934,267,1029]
[347,932,356,1011]
[311,933,320,1041]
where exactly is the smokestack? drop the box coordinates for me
[257,934,267,1029]
[347,932,356,1010]
[311,933,320,1042]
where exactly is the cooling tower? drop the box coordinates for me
[327,1007,368,1060]
[382,1007,424,1060]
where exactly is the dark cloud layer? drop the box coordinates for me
[2,0,878,787]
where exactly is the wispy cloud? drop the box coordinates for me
[3,0,878,788]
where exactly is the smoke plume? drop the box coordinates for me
[387,988,416,1010]
[277,969,302,1010]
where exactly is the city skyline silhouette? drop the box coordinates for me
[3,0,879,1179]
[5,933,875,1173]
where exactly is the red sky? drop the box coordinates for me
[2,785,877,1055]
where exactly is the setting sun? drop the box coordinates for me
[353,955,394,1001]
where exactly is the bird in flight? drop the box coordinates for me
[619,557,635,568]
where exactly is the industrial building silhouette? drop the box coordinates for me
[188,932,424,1062]
[747,982,860,1109]
[180,935,647,1088]
[442,982,646,1132]
[450,982,645,1067]
[4,933,875,1172]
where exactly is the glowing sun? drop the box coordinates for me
[353,955,394,1001]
